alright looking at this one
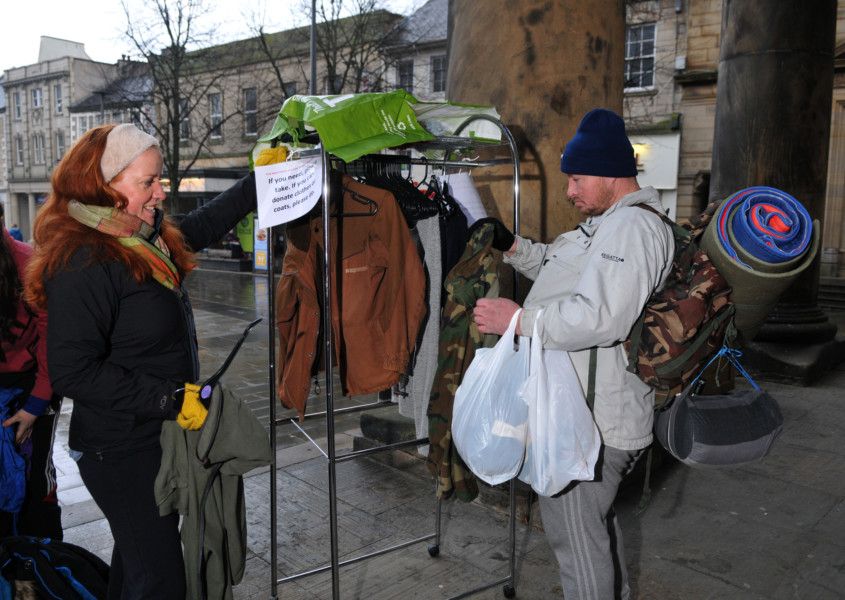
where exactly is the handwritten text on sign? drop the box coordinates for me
[255,152,322,228]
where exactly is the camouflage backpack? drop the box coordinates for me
[623,203,735,407]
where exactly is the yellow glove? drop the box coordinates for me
[176,382,207,430]
[254,145,288,166]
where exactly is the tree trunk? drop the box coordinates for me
[447,0,625,242]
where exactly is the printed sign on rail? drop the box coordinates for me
[255,149,322,228]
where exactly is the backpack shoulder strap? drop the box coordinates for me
[586,346,597,410]
[634,203,691,241]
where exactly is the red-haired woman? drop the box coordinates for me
[26,124,256,599]
[1,205,62,541]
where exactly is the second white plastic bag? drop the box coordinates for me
[452,311,530,485]
[518,314,602,496]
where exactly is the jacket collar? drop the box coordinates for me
[578,186,662,237]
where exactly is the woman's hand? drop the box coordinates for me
[473,298,522,335]
[3,408,38,444]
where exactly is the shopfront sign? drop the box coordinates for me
[253,217,268,272]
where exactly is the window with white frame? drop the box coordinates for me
[15,135,24,165]
[624,22,656,89]
[54,84,63,113]
[397,59,414,93]
[430,55,447,93]
[73,114,94,140]
[209,93,222,138]
[13,92,21,120]
[31,88,43,108]
[55,130,66,160]
[243,88,257,136]
[179,98,190,139]
[33,133,45,164]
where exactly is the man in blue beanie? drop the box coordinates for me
[473,108,675,599]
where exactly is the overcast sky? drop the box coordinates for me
[1,0,423,75]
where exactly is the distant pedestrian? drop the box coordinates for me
[25,124,257,599]
[8,224,23,242]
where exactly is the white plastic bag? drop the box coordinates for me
[452,311,530,485]
[518,315,602,496]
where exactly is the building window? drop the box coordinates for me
[431,55,447,93]
[55,130,66,160]
[15,135,24,165]
[397,59,414,93]
[179,98,191,139]
[73,115,89,140]
[283,82,298,98]
[74,115,93,140]
[31,88,43,108]
[208,93,222,139]
[33,133,45,164]
[54,84,63,113]
[13,92,21,120]
[625,23,656,89]
[243,88,257,136]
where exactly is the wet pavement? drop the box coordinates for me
[54,268,845,599]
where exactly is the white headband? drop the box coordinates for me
[100,124,160,183]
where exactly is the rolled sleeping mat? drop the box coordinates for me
[700,186,819,340]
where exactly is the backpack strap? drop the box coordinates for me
[634,203,692,241]
[626,312,646,376]
[586,346,597,410]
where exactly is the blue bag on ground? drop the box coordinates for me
[0,388,25,514]
[518,314,601,496]
[452,312,529,485]
[0,536,110,600]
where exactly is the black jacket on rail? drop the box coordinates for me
[45,174,256,455]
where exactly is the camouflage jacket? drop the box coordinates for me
[427,224,500,502]
[505,187,674,451]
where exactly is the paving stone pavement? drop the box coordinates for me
[53,269,845,599]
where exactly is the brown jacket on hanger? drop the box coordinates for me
[275,174,426,419]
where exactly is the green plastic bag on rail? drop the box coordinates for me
[259,90,435,162]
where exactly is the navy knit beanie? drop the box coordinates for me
[560,108,637,177]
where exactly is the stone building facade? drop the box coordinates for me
[386,0,448,101]
[623,0,845,274]
[2,6,446,234]
[0,77,7,219]
[3,37,115,240]
[162,9,405,216]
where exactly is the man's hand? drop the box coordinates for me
[473,298,522,335]
[473,218,516,253]
[3,409,38,444]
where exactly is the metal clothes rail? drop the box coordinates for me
[266,116,522,600]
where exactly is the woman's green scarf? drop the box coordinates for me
[67,200,181,291]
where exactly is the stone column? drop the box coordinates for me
[823,94,845,276]
[708,0,841,382]
[447,0,625,242]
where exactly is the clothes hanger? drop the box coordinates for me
[332,186,379,217]
[199,318,263,401]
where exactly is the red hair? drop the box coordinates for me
[25,125,196,309]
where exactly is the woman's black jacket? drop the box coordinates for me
[45,174,256,455]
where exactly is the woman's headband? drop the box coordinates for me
[100,124,160,183]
